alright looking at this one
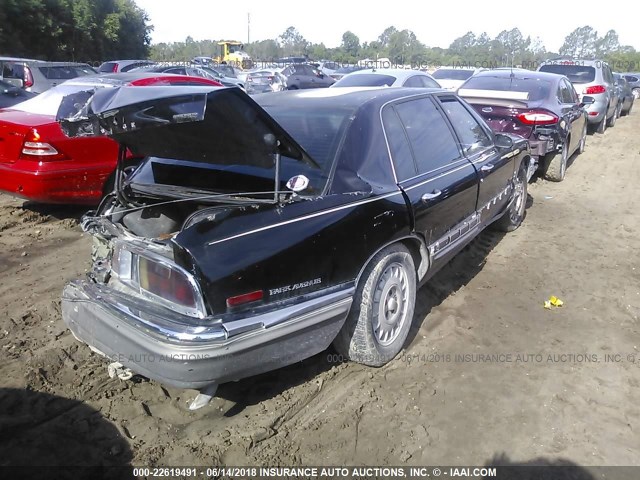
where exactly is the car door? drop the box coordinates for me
[436,94,515,223]
[382,97,479,267]
[559,78,585,154]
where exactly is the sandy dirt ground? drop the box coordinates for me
[0,111,639,471]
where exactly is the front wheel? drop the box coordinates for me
[492,166,527,232]
[333,245,416,366]
[578,123,587,154]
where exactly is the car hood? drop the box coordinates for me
[56,85,317,168]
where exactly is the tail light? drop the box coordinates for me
[20,129,66,160]
[23,66,34,88]
[226,290,263,308]
[112,64,119,73]
[584,85,606,94]
[112,244,206,319]
[246,75,253,82]
[516,111,559,125]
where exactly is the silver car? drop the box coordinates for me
[538,59,619,133]
[432,66,487,91]
[0,57,97,93]
[331,68,441,88]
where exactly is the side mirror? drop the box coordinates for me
[494,133,514,149]
[581,95,596,106]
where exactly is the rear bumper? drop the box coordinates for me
[62,280,353,390]
[0,162,107,204]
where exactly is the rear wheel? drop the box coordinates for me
[492,166,527,232]
[333,244,416,366]
[543,141,569,182]
[607,105,619,127]
[596,113,607,134]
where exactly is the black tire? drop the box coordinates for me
[333,244,416,367]
[492,166,527,232]
[607,105,618,127]
[596,113,607,134]
[543,140,569,182]
[577,123,587,154]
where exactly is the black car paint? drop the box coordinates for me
[0,79,36,108]
[76,88,528,319]
[59,87,530,392]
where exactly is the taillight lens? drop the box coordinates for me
[584,85,606,94]
[112,64,119,73]
[516,111,559,125]
[112,244,206,318]
[20,129,65,160]
[139,256,198,310]
[23,66,34,88]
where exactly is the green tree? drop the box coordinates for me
[559,26,598,58]
[341,31,360,57]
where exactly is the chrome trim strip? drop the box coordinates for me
[402,161,475,192]
[205,191,403,246]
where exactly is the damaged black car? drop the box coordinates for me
[59,86,532,409]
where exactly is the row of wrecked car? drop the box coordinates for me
[0,55,634,408]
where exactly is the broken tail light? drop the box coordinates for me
[112,244,207,319]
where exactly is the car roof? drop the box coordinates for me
[473,69,563,82]
[61,72,213,86]
[540,58,607,67]
[345,68,433,79]
[254,86,445,110]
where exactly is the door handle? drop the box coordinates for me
[421,190,442,203]
[481,164,495,172]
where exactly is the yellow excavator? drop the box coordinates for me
[214,41,252,69]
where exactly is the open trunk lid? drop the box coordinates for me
[57,86,318,169]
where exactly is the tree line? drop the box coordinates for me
[0,0,152,62]
[151,25,640,71]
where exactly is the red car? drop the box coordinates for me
[0,73,222,205]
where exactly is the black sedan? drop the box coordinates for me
[59,86,531,408]
[0,79,36,109]
[458,70,594,182]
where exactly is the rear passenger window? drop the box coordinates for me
[382,107,417,181]
[394,98,460,174]
[438,96,492,155]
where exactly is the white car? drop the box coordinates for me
[331,68,441,88]
[432,67,487,91]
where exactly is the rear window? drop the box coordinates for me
[432,69,474,80]
[334,74,396,87]
[263,106,351,171]
[37,65,96,80]
[98,62,117,73]
[538,64,596,84]
[461,76,552,101]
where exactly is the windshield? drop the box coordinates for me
[433,69,474,80]
[461,76,552,101]
[538,65,596,84]
[11,83,114,115]
[333,74,396,87]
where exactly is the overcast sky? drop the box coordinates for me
[135,0,640,53]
